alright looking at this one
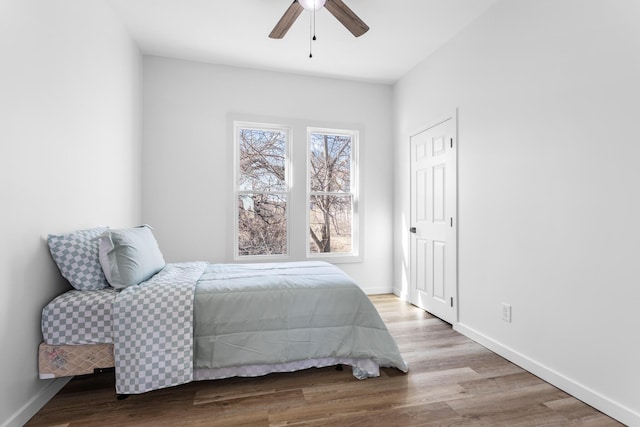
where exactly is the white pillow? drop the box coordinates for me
[98,225,165,289]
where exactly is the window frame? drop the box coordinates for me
[306,127,360,261]
[230,117,363,264]
[233,121,292,261]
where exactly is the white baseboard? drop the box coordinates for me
[392,287,408,300]
[454,323,640,427]
[1,377,71,427]
[363,286,394,295]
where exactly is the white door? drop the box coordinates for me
[410,115,457,324]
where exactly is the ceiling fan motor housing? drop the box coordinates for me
[299,0,327,11]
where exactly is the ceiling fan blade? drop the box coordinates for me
[269,1,304,39]
[325,0,369,37]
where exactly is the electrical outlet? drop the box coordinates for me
[502,303,512,323]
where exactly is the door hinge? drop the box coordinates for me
[450,297,453,307]
[450,138,453,148]
[450,217,453,227]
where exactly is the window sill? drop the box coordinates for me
[306,253,363,264]
[233,253,363,264]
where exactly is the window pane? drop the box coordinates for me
[238,193,287,256]
[309,194,352,254]
[239,128,287,192]
[309,133,351,193]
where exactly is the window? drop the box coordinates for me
[233,120,360,261]
[235,123,289,257]
[307,128,358,256]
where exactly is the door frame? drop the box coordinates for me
[409,109,458,324]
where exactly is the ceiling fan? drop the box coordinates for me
[269,0,369,39]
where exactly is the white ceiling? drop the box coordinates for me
[108,0,497,84]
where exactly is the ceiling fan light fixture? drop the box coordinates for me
[298,0,326,11]
[269,0,368,40]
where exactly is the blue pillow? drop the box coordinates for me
[47,227,110,291]
[98,225,166,289]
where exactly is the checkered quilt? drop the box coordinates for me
[112,262,207,394]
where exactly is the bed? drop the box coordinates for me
[40,226,408,395]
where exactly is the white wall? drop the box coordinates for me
[393,0,640,424]
[0,1,141,425]
[142,57,394,294]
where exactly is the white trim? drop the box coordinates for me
[1,377,71,427]
[392,287,409,301]
[408,110,456,141]
[408,109,458,324]
[228,114,365,264]
[362,285,394,295]
[306,127,361,261]
[454,322,640,427]
[233,121,292,261]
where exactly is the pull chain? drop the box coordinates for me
[313,1,317,41]
[309,9,312,58]
[309,0,317,58]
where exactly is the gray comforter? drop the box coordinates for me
[193,261,408,374]
[113,261,407,394]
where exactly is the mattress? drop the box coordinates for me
[41,288,117,345]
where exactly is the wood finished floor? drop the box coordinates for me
[26,295,622,426]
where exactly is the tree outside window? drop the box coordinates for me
[236,126,289,256]
[234,121,359,260]
[308,129,357,255]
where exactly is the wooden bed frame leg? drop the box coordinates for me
[336,364,343,371]
[117,394,129,401]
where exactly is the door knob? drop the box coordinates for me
[410,227,417,233]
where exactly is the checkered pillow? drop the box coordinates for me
[47,227,110,291]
